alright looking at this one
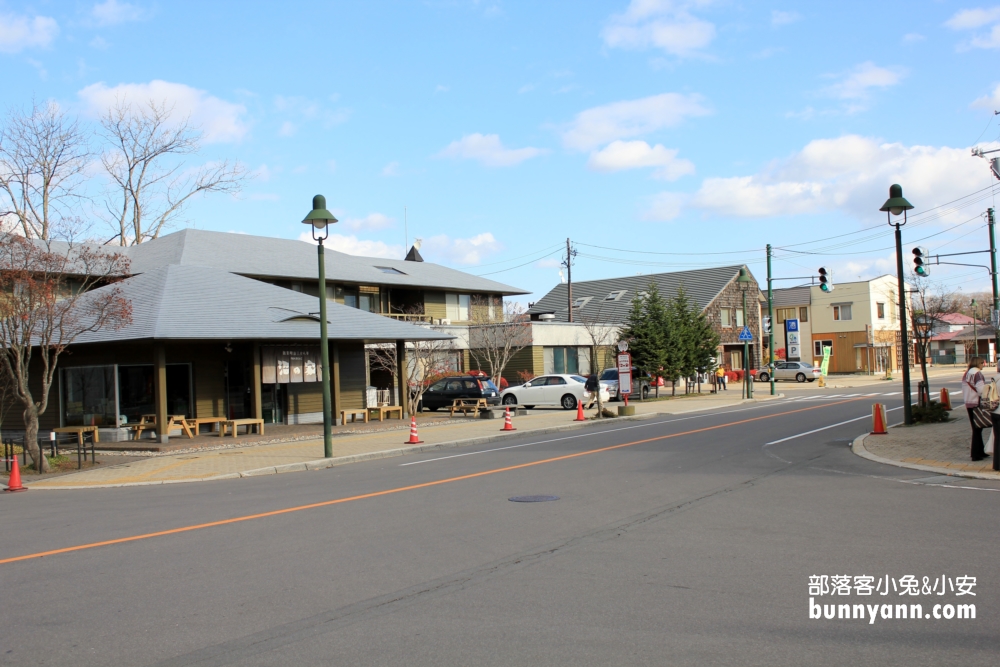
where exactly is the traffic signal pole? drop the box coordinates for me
[766,244,775,396]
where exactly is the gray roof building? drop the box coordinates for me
[74,265,453,345]
[527,265,760,323]
[772,286,811,307]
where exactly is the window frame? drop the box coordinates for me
[814,340,834,357]
[832,304,853,321]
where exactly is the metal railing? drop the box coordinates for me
[382,313,435,323]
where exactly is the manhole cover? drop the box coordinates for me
[509,495,560,503]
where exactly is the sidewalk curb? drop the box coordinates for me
[17,393,785,490]
[851,431,1000,481]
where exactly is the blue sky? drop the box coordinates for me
[3,0,1000,301]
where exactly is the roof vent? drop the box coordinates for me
[404,242,424,262]
[538,313,556,321]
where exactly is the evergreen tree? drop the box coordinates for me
[620,282,667,398]
[667,285,697,393]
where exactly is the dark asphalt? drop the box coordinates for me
[1,379,997,666]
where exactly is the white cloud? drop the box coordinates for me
[77,80,250,143]
[683,135,994,220]
[945,7,1000,49]
[602,0,715,58]
[307,233,405,259]
[561,93,710,151]
[278,121,296,137]
[518,83,536,94]
[251,164,272,181]
[640,191,687,221]
[274,94,350,129]
[824,62,905,101]
[0,13,58,53]
[436,133,547,167]
[587,140,695,180]
[340,213,395,232]
[903,33,925,43]
[422,232,502,265]
[89,35,109,49]
[771,10,800,27]
[972,83,1000,110]
[945,7,1000,30]
[381,161,399,176]
[91,0,146,26]
[435,84,449,93]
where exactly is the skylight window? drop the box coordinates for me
[376,267,405,275]
[572,296,592,309]
[605,290,626,301]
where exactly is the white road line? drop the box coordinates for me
[863,393,880,397]
[883,392,901,396]
[763,406,904,445]
[841,393,862,397]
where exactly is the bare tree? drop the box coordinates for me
[467,296,532,386]
[579,306,620,417]
[907,272,962,400]
[0,101,91,240]
[99,98,246,245]
[0,237,131,471]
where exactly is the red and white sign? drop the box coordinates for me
[617,352,632,395]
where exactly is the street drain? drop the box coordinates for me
[509,495,559,503]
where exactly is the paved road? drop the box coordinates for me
[2,381,996,666]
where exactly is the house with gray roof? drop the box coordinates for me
[21,229,527,440]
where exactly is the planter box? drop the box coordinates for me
[618,406,636,416]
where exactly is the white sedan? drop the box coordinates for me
[500,374,611,410]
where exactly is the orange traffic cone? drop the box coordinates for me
[501,406,516,431]
[405,416,423,444]
[575,399,586,422]
[4,455,27,492]
[870,403,887,435]
[940,387,952,410]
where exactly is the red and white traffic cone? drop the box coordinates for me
[575,399,586,422]
[940,387,952,411]
[4,455,27,493]
[501,406,516,431]
[870,403,887,435]
[405,416,424,444]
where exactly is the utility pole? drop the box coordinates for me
[766,244,775,396]
[564,238,576,322]
[989,208,999,370]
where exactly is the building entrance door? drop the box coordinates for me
[225,359,252,419]
[262,384,286,424]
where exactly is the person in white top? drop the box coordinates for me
[962,357,988,461]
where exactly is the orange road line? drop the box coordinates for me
[1,397,870,565]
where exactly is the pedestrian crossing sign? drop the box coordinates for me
[738,326,753,342]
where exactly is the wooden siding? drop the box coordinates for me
[467,345,543,384]
[287,382,323,415]
[811,331,881,373]
[424,291,447,320]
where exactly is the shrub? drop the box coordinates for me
[911,401,950,424]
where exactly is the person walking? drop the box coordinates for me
[584,373,599,409]
[716,366,727,391]
[963,357,988,461]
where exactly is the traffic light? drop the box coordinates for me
[762,316,771,334]
[912,247,930,276]
[818,267,834,292]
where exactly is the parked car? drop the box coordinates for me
[418,375,501,411]
[599,368,651,400]
[500,374,610,410]
[753,361,821,383]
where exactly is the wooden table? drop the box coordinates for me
[129,415,194,440]
[340,409,368,424]
[366,405,404,422]
[53,425,99,446]
[449,398,488,416]
[219,418,264,437]
[184,417,228,436]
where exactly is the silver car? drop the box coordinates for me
[754,361,822,383]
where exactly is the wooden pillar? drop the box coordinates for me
[396,340,409,416]
[331,343,341,425]
[251,341,262,419]
[153,343,168,443]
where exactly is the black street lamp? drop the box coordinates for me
[972,299,979,359]
[302,195,338,458]
[737,267,753,399]
[881,184,914,425]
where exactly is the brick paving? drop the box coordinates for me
[856,417,1000,480]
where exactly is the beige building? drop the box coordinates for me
[770,286,812,363]
[809,275,905,374]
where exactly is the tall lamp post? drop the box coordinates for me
[881,184,914,425]
[302,195,338,458]
[737,267,753,399]
[971,299,979,360]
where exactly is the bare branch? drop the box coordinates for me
[467,296,531,386]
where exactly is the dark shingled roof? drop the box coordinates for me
[527,265,760,323]
[772,286,811,308]
[72,265,455,344]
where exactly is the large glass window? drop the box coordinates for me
[62,366,116,426]
[117,364,193,423]
[446,293,470,321]
[544,347,592,375]
[833,304,852,321]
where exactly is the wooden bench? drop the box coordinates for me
[53,425,99,446]
[366,405,404,422]
[449,398,488,417]
[340,409,368,424]
[219,418,264,437]
[129,415,194,440]
[184,417,228,436]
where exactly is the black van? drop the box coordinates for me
[419,375,502,411]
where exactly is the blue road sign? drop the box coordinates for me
[786,318,799,332]
[738,326,753,342]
